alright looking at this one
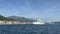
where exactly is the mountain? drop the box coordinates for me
[0,15,37,22]
[0,15,16,21]
[0,15,10,21]
[7,16,37,22]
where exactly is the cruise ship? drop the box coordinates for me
[32,19,45,24]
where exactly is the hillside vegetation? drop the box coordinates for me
[0,15,37,22]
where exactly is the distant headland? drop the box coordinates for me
[0,15,37,24]
[0,15,60,25]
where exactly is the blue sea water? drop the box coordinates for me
[0,24,60,34]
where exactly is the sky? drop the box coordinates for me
[0,0,60,22]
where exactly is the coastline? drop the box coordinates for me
[0,21,33,25]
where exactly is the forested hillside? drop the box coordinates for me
[0,15,37,22]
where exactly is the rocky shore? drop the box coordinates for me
[0,21,32,25]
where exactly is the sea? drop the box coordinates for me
[0,24,60,34]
